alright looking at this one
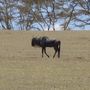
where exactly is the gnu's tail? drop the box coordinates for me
[58,41,61,58]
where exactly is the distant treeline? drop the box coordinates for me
[0,0,90,31]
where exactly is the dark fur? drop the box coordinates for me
[31,36,61,58]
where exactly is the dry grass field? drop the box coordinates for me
[0,30,90,90]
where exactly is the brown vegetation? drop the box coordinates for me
[0,31,90,90]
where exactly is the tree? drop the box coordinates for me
[59,0,90,30]
[0,0,16,30]
[0,0,89,30]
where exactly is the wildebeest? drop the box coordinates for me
[31,36,61,58]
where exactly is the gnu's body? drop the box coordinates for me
[31,36,61,58]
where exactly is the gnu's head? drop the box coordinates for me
[31,37,36,46]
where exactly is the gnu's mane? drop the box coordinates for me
[41,36,48,41]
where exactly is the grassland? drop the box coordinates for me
[0,30,90,90]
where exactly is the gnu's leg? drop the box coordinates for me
[42,48,44,57]
[58,41,61,58]
[43,48,49,58]
[58,47,60,58]
[53,48,57,58]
